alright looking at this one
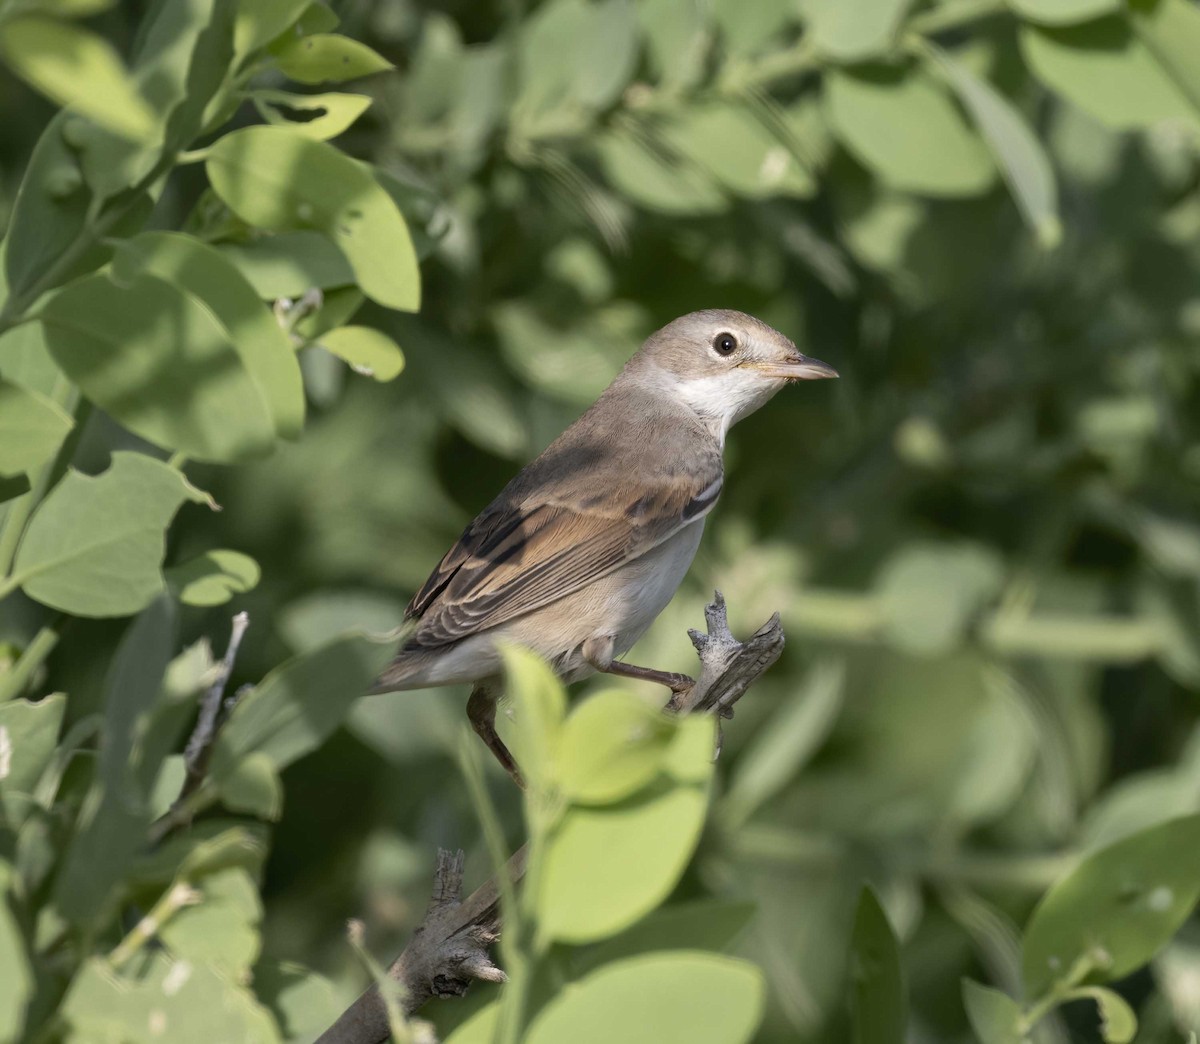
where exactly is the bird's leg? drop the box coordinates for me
[597,659,695,694]
[582,638,695,695]
[467,682,525,789]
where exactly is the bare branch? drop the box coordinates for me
[316,593,784,1044]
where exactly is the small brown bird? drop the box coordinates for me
[373,309,837,784]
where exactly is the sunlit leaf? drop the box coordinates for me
[500,645,566,793]
[317,326,405,381]
[525,952,764,1044]
[558,689,676,804]
[1021,9,1200,130]
[538,774,711,942]
[0,16,156,140]
[271,32,392,84]
[1064,986,1137,1044]
[166,549,261,607]
[252,88,372,140]
[1009,0,1118,25]
[824,60,995,196]
[206,126,420,311]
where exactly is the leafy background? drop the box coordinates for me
[3,0,1200,1041]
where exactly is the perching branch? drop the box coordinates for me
[147,611,250,845]
[316,591,785,1044]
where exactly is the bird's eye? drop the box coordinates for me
[713,332,738,355]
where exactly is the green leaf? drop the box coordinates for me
[41,271,279,463]
[926,47,1061,248]
[0,17,156,140]
[271,32,392,84]
[209,632,392,778]
[0,694,66,795]
[1009,0,1119,25]
[525,952,764,1044]
[1128,0,1200,119]
[538,776,711,943]
[514,0,638,123]
[961,980,1027,1044]
[233,0,313,59]
[1022,814,1200,997]
[637,0,709,89]
[3,115,93,303]
[12,454,206,617]
[803,0,915,62]
[218,232,355,300]
[61,953,281,1043]
[500,645,566,792]
[1020,10,1200,130]
[54,597,186,924]
[595,129,726,215]
[217,751,283,820]
[661,101,816,200]
[1064,986,1137,1044]
[158,867,262,975]
[850,887,907,1044]
[255,960,339,1043]
[824,61,995,196]
[558,689,675,804]
[875,542,1003,655]
[72,0,235,203]
[0,378,73,477]
[166,549,261,607]
[205,126,420,311]
[0,861,33,1044]
[252,88,372,140]
[578,899,757,972]
[113,231,306,440]
[317,326,405,381]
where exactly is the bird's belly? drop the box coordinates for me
[606,519,706,655]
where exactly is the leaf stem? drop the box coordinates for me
[1018,952,1100,1034]
[0,621,61,702]
[107,880,200,970]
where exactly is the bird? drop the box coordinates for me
[372,309,838,785]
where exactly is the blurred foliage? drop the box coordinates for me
[2,0,1200,1040]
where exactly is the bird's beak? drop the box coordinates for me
[754,353,840,382]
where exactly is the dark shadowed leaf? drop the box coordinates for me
[42,270,278,462]
[0,378,73,477]
[113,231,305,439]
[12,454,207,617]
[850,887,907,1044]
[962,980,1027,1044]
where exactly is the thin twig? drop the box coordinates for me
[316,593,785,1044]
[147,612,250,845]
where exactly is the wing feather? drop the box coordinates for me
[402,468,722,650]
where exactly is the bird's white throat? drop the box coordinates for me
[668,371,781,445]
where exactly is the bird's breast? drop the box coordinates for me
[606,518,706,653]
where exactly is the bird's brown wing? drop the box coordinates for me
[402,467,722,649]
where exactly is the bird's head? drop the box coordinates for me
[630,309,838,441]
